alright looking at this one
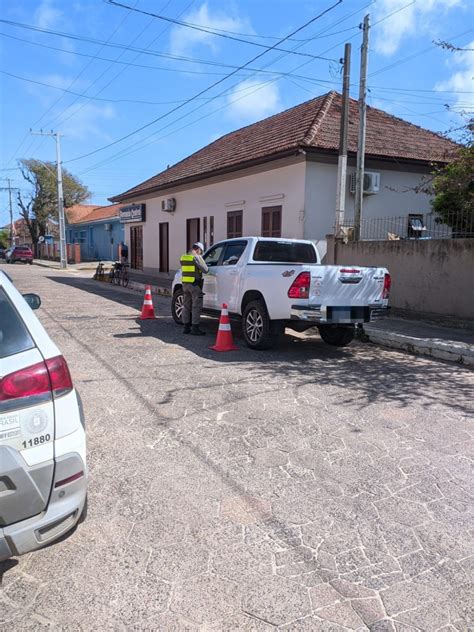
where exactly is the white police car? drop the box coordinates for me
[0,270,87,560]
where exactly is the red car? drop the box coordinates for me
[6,245,34,264]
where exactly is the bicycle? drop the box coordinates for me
[109,261,129,287]
[93,261,105,281]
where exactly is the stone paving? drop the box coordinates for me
[1,264,473,631]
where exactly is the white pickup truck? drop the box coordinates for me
[172,237,390,350]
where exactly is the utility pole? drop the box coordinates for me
[354,14,370,241]
[335,42,351,235]
[0,178,17,246]
[31,130,67,269]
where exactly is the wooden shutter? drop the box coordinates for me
[261,206,282,237]
[227,210,243,239]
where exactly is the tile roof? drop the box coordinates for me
[65,204,98,224]
[112,91,459,202]
[73,204,122,224]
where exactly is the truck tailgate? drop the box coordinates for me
[310,266,387,308]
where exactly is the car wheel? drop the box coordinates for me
[242,300,277,350]
[172,289,184,324]
[318,325,355,347]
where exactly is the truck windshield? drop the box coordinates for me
[253,241,317,263]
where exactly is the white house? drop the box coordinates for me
[111,91,457,277]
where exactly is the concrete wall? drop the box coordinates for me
[123,157,306,276]
[304,160,432,241]
[327,237,474,323]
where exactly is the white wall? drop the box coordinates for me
[124,159,306,276]
[304,161,433,240]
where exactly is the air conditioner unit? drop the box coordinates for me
[349,172,380,195]
[161,198,176,212]
[104,223,112,231]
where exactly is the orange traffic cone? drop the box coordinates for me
[140,285,156,320]
[210,304,239,352]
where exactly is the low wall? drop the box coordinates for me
[326,237,474,324]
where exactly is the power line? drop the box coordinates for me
[0,16,340,64]
[65,0,343,165]
[104,0,340,62]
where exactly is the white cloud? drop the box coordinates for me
[60,103,116,141]
[435,41,474,110]
[34,0,63,29]
[226,80,281,123]
[169,2,252,56]
[373,0,463,56]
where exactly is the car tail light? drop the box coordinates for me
[46,355,73,398]
[382,273,391,299]
[0,355,73,407]
[0,362,51,403]
[288,272,311,299]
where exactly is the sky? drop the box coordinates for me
[0,0,473,226]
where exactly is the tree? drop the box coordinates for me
[17,159,90,253]
[431,140,473,235]
[0,228,9,248]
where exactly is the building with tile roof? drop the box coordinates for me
[66,203,125,262]
[110,91,459,277]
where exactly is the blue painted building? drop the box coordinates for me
[66,204,125,262]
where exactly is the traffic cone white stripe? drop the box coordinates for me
[143,300,153,305]
[219,323,231,331]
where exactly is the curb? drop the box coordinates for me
[94,277,172,298]
[364,327,474,367]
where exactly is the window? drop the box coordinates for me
[0,289,35,359]
[227,210,243,239]
[222,241,247,266]
[186,218,200,252]
[204,243,225,267]
[209,216,214,246]
[261,206,282,237]
[203,217,208,249]
[253,241,317,263]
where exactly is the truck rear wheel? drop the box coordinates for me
[242,300,277,350]
[318,325,355,347]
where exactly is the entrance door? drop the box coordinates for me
[159,223,169,273]
[186,218,200,252]
[130,226,143,270]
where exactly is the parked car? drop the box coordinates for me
[172,237,390,349]
[5,245,34,264]
[0,270,87,561]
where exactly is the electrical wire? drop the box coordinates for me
[64,0,343,165]
[104,0,341,62]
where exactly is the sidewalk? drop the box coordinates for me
[33,259,107,272]
[364,318,474,366]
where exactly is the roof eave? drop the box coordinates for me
[110,147,302,203]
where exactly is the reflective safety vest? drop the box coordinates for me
[180,254,202,285]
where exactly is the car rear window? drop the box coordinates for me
[0,288,35,358]
[253,241,317,263]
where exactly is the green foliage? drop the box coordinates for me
[431,143,473,231]
[17,159,90,247]
[0,228,9,248]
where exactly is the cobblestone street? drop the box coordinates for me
[1,264,473,631]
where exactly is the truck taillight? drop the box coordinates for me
[46,356,73,398]
[382,273,391,299]
[288,272,311,299]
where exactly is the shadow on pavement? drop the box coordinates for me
[46,273,473,417]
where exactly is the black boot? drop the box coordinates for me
[190,325,205,336]
[183,323,191,334]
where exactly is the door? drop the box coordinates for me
[130,226,143,270]
[186,218,200,252]
[217,241,248,312]
[159,223,169,273]
[202,242,226,309]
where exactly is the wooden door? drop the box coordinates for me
[130,226,143,270]
[159,222,169,273]
[186,218,200,251]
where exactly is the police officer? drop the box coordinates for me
[180,242,208,335]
